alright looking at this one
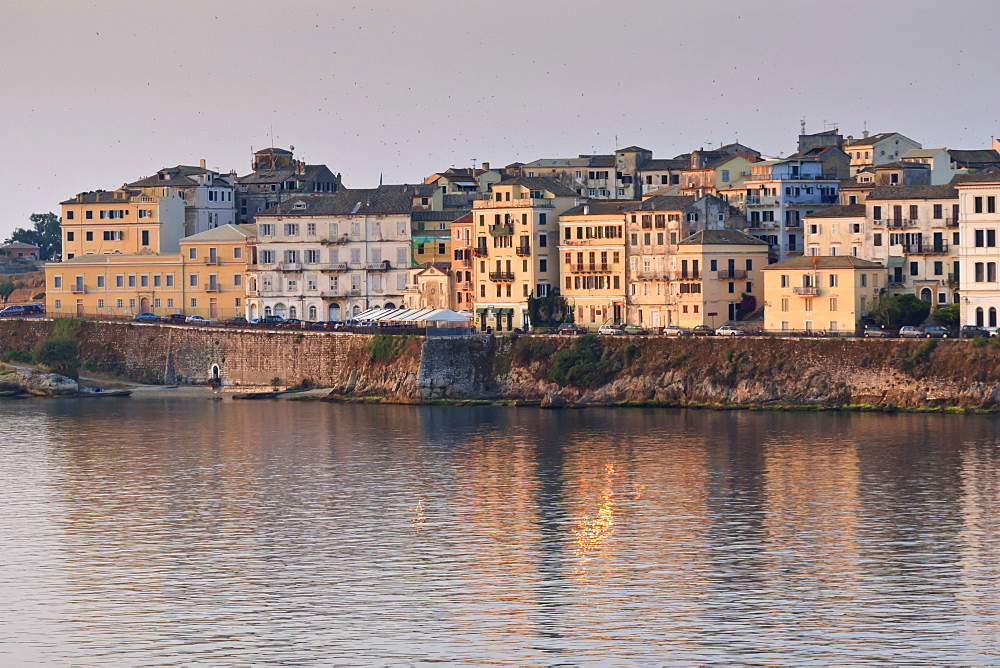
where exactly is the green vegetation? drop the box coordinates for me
[32,293,45,301]
[871,293,931,328]
[0,283,14,305]
[898,338,938,375]
[4,212,61,261]
[545,335,640,388]
[1,350,33,364]
[33,336,80,379]
[364,334,411,363]
[513,338,555,365]
[526,293,572,326]
[931,303,960,329]
[52,318,85,338]
[270,376,283,389]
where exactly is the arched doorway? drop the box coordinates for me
[384,302,396,309]
[264,305,272,317]
[274,303,287,318]
[352,304,361,317]
[249,303,258,320]
[976,307,985,327]
[211,364,220,380]
[140,297,150,312]
[919,287,933,302]
[308,305,318,321]
[328,303,341,321]
[991,307,998,328]
[289,305,297,319]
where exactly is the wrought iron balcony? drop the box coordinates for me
[792,286,820,296]
[515,245,531,256]
[717,269,747,279]
[489,271,515,282]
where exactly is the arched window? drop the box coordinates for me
[274,303,286,317]
[384,302,396,309]
[991,307,997,328]
[919,287,933,302]
[249,304,258,320]
[976,307,985,327]
[308,305,318,321]
[329,303,341,321]
[264,306,272,316]
[352,304,361,316]
[289,306,297,319]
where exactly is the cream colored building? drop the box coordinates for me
[955,174,1000,327]
[60,187,186,259]
[450,213,475,311]
[558,201,630,329]
[667,230,769,329]
[46,224,255,320]
[763,256,886,334]
[845,132,922,176]
[403,263,454,310]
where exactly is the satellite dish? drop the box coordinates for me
[290,144,295,151]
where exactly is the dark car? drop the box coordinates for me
[251,315,286,327]
[691,325,714,336]
[225,317,249,326]
[557,323,586,335]
[863,325,893,338]
[960,325,988,339]
[282,318,304,329]
[623,324,648,335]
[133,312,161,323]
[924,325,951,338]
[22,304,44,314]
[163,313,187,324]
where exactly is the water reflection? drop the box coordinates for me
[1,400,1000,663]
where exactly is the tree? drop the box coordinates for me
[5,212,61,261]
[33,336,80,380]
[931,303,960,329]
[0,282,14,304]
[872,293,931,328]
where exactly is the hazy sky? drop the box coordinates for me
[2,1,997,240]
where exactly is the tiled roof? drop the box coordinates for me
[868,185,958,200]
[561,201,640,217]
[616,146,650,153]
[948,149,1000,167]
[411,210,469,222]
[59,189,142,205]
[638,158,687,170]
[679,230,769,246]
[804,204,866,218]
[952,172,1000,185]
[763,256,885,270]
[181,224,256,243]
[236,164,333,185]
[636,195,697,211]
[256,186,417,217]
[846,132,899,147]
[495,177,578,197]
[127,165,212,188]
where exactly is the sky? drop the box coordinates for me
[1,0,997,240]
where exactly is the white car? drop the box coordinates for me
[185,315,213,325]
[715,325,747,336]
[598,323,624,335]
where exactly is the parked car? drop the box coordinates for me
[251,315,286,326]
[690,325,714,336]
[132,312,161,323]
[960,325,988,339]
[598,323,624,335]
[899,326,922,339]
[863,325,893,338]
[22,304,44,314]
[0,305,25,317]
[623,324,648,335]
[715,325,747,337]
[224,316,249,326]
[281,318,304,329]
[985,327,1000,338]
[924,324,951,338]
[661,325,690,337]
[185,315,212,325]
[163,313,187,324]
[557,323,586,335]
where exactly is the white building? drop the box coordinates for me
[956,174,1000,327]
[128,161,237,236]
[249,186,415,322]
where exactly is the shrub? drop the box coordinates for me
[513,338,555,365]
[899,339,937,375]
[1,349,33,364]
[33,336,80,379]
[33,293,45,300]
[931,304,960,329]
[52,318,85,338]
[364,334,409,363]
[547,334,614,388]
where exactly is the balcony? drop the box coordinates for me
[746,196,780,207]
[670,272,702,280]
[885,218,918,229]
[573,263,611,273]
[904,243,948,255]
[321,263,349,272]
[71,286,86,294]
[515,245,531,256]
[458,258,472,268]
[280,262,302,271]
[457,281,473,291]
[717,269,747,279]
[945,217,958,228]
[948,272,959,287]
[321,236,350,245]
[475,198,555,209]
[489,272,515,282]
[636,271,668,280]
[205,258,219,265]
[473,247,488,258]
[366,262,391,271]
[488,225,514,237]
[206,284,221,293]
[792,286,820,296]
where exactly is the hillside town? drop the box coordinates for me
[32,128,1000,336]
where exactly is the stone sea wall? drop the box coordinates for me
[3,319,1000,410]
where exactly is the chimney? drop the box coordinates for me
[200,158,206,169]
[482,162,490,171]
[76,193,83,203]
[583,205,590,215]
[862,130,870,139]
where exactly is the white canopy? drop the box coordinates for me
[352,308,472,323]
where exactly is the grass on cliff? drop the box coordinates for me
[544,335,642,389]
[52,318,85,339]
[364,334,412,363]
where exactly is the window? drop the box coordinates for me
[781,275,789,288]
[97,299,104,308]
[933,204,943,219]
[873,206,882,220]
[141,230,149,246]
[976,262,985,282]
[53,276,62,288]
[103,231,123,241]
[989,229,997,247]
[991,197,998,214]
[829,274,838,287]
[860,274,868,287]
[259,224,274,236]
[829,297,838,311]
[307,222,317,235]
[190,298,197,308]
[85,210,93,220]
[910,262,919,277]
[873,233,882,247]
[140,275,148,288]
[167,298,174,308]
[128,275,136,288]
[189,274,198,287]
[129,299,136,309]
[975,196,984,214]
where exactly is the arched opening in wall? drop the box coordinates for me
[274,303,287,318]
[140,297,150,312]
[352,304,361,316]
[211,364,220,380]
[329,303,341,321]
[991,307,998,328]
[919,287,933,302]
[289,306,297,319]
[264,306,273,316]
[384,302,396,309]
[308,305,318,321]
[249,303,258,320]
[977,307,985,327]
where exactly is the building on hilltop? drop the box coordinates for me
[954,173,1000,328]
[236,147,342,224]
[844,132,922,176]
[127,161,237,236]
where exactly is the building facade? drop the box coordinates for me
[128,161,237,235]
[60,187,186,260]
[956,174,1000,327]
[236,147,342,225]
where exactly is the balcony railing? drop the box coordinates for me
[717,269,747,279]
[321,263,349,272]
[205,258,219,265]
[944,217,958,228]
[475,198,555,209]
[792,286,820,296]
[948,272,959,287]
[489,272,515,282]
[458,258,472,268]
[71,286,86,294]
[670,272,702,280]
[572,263,611,273]
[206,284,221,293]
[280,262,302,271]
[515,245,531,256]
[321,236,350,245]
[366,262,391,271]
[488,225,514,237]
[904,243,948,255]
[636,271,668,280]
[885,218,918,229]
[473,247,488,257]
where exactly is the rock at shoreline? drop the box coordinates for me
[14,369,79,396]
[540,393,567,409]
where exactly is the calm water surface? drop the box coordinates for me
[2,396,1000,664]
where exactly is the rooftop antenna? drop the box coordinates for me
[800,117,806,135]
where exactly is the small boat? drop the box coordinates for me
[78,388,133,398]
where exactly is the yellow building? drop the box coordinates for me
[668,230,769,329]
[762,256,886,334]
[46,224,255,320]
[60,187,186,259]
[472,177,578,331]
[558,201,629,329]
